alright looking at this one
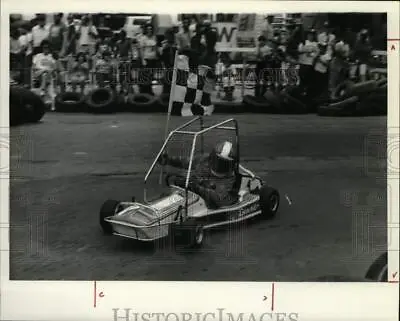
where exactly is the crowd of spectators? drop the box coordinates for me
[10,13,378,101]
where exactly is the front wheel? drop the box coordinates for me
[99,199,120,234]
[259,186,280,219]
[174,219,205,249]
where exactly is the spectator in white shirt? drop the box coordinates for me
[31,14,49,55]
[77,15,98,55]
[32,40,56,94]
[139,23,159,95]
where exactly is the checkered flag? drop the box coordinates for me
[169,54,215,117]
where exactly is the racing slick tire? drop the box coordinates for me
[365,252,388,282]
[10,86,46,124]
[174,219,205,249]
[55,92,86,113]
[127,93,158,112]
[259,186,280,219]
[86,88,116,114]
[99,199,120,235]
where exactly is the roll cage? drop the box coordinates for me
[143,117,258,212]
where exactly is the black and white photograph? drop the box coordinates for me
[7,10,391,283]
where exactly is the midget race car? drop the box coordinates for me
[99,117,280,248]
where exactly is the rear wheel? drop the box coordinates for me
[99,199,120,234]
[259,186,280,219]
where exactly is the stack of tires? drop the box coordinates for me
[55,88,119,114]
[54,90,166,114]
[317,79,387,117]
[10,85,46,126]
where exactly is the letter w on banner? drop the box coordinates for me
[168,53,215,117]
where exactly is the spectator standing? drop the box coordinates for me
[199,20,218,68]
[139,23,159,95]
[61,14,78,57]
[116,30,132,94]
[254,35,273,97]
[176,17,192,51]
[95,50,114,88]
[160,28,178,94]
[297,29,319,93]
[31,14,50,55]
[328,40,350,98]
[353,29,372,82]
[49,13,66,55]
[77,15,98,56]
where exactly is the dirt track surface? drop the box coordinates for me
[9,113,387,281]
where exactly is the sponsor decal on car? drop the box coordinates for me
[231,202,260,220]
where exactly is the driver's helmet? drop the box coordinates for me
[209,141,237,177]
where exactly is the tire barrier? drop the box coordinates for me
[243,95,275,113]
[280,86,309,114]
[85,88,116,114]
[317,78,387,117]
[127,93,159,112]
[55,92,86,113]
[317,96,359,117]
[10,86,46,125]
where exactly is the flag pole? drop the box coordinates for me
[159,50,179,185]
[164,50,179,140]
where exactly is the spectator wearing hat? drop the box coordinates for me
[139,23,159,95]
[353,29,372,82]
[49,13,66,55]
[116,30,133,95]
[298,29,319,93]
[77,15,98,56]
[31,14,50,55]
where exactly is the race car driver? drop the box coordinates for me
[159,141,240,209]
